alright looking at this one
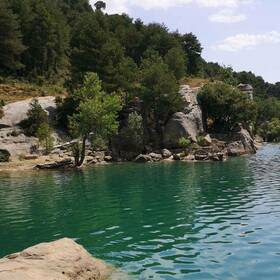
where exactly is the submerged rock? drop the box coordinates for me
[0,238,112,280]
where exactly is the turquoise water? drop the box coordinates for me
[1,145,280,279]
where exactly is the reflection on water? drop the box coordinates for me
[0,144,280,279]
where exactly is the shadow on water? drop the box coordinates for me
[1,144,280,279]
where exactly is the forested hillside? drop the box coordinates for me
[1,0,280,158]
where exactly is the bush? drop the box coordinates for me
[0,107,3,119]
[119,112,144,153]
[36,123,54,154]
[178,137,191,149]
[198,82,257,132]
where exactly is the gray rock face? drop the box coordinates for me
[0,238,111,280]
[0,127,38,158]
[0,96,56,128]
[163,85,204,148]
[135,154,152,163]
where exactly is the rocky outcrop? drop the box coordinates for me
[0,238,112,280]
[0,96,56,128]
[163,85,204,148]
[212,127,257,157]
[0,127,38,159]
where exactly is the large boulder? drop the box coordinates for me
[0,96,56,128]
[134,154,152,163]
[163,85,204,148]
[0,238,113,280]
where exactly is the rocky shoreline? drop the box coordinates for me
[0,84,262,172]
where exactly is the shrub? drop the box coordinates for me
[197,136,205,146]
[36,123,54,154]
[20,99,48,136]
[178,137,191,149]
[119,112,144,153]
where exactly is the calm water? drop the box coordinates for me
[1,145,280,279]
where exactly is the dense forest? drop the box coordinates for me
[1,0,280,165]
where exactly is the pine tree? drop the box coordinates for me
[0,0,25,75]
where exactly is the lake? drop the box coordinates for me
[0,144,280,279]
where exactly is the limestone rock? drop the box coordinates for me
[0,96,56,128]
[104,155,113,162]
[0,238,111,280]
[163,85,204,148]
[149,152,162,161]
[161,149,172,159]
[134,154,152,163]
[201,134,212,146]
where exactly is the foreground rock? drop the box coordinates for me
[0,238,112,280]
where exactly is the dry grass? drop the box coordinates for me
[0,79,66,104]
[180,77,209,88]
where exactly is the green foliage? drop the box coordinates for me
[164,47,186,80]
[198,82,257,132]
[197,136,205,146]
[119,112,144,153]
[178,137,191,149]
[36,123,54,154]
[0,0,25,75]
[0,149,10,162]
[68,73,122,166]
[264,118,280,142]
[21,99,48,136]
[139,52,180,143]
[182,33,202,75]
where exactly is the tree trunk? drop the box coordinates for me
[77,136,87,167]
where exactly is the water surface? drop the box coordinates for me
[1,144,280,279]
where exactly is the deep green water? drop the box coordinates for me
[1,145,280,279]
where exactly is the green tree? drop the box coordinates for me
[68,73,122,166]
[139,52,181,146]
[19,0,69,82]
[198,82,257,132]
[36,123,54,154]
[265,118,280,142]
[182,33,202,75]
[21,99,48,136]
[164,47,186,80]
[0,0,25,75]
[119,112,144,154]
